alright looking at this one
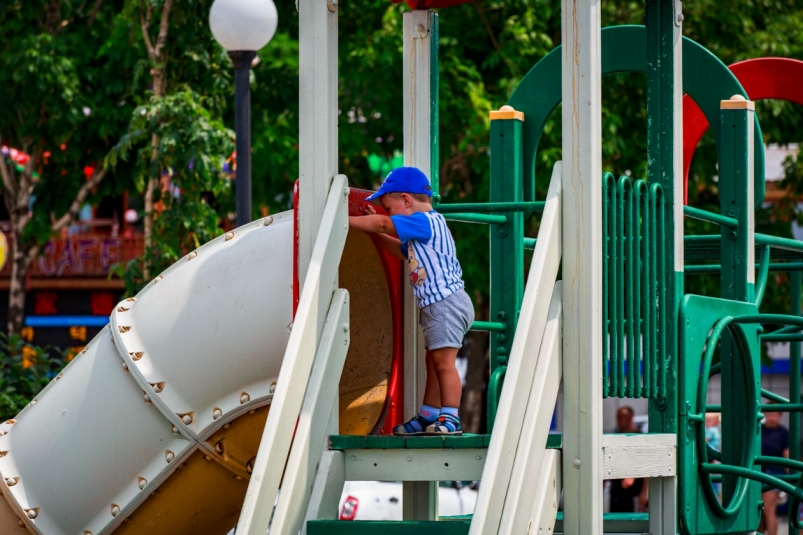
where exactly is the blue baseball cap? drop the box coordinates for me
[365,166,432,202]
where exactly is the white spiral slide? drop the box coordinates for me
[0,213,294,534]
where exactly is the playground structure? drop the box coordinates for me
[2,0,803,534]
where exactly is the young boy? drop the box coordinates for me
[349,166,474,435]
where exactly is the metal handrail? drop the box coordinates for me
[683,205,739,229]
[442,212,507,225]
[436,201,545,214]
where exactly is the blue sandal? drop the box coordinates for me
[427,414,462,435]
[393,415,437,436]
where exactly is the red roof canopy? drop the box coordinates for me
[390,0,472,9]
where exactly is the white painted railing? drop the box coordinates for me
[499,285,562,534]
[270,289,350,535]
[238,174,350,535]
[469,161,563,535]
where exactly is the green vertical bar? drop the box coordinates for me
[719,102,757,508]
[603,174,610,398]
[487,114,524,428]
[645,0,678,440]
[626,179,636,398]
[616,178,626,397]
[429,11,440,201]
[641,187,652,399]
[657,188,667,397]
[634,181,645,398]
[791,271,801,464]
[610,176,619,397]
[649,191,659,399]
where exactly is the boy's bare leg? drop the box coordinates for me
[422,350,442,408]
[429,347,462,408]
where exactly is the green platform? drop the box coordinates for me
[307,520,470,535]
[328,433,562,450]
[307,513,650,535]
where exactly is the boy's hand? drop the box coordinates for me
[364,204,377,215]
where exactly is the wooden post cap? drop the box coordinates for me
[721,94,755,110]
[489,105,524,121]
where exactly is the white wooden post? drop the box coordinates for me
[402,9,438,520]
[298,0,338,286]
[498,282,562,535]
[561,0,603,533]
[303,449,346,532]
[270,290,350,535]
[237,177,349,535]
[469,164,562,535]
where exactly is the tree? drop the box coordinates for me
[0,0,139,334]
[110,0,234,291]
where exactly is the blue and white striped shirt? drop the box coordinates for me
[391,211,465,308]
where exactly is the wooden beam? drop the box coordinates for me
[344,448,486,481]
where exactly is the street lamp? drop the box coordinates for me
[210,0,278,227]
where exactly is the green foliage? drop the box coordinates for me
[109,0,236,294]
[0,335,66,421]
[112,89,234,284]
[0,0,140,244]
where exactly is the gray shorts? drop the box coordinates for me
[420,289,475,350]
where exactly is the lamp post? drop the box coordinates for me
[210,0,278,227]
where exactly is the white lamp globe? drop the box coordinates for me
[210,0,278,52]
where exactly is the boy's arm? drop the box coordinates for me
[349,214,397,235]
[371,234,406,261]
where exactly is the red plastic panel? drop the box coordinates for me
[390,0,472,9]
[683,58,803,203]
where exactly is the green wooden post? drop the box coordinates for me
[790,271,801,464]
[429,12,440,202]
[645,0,680,432]
[487,107,525,430]
[718,95,759,513]
[645,5,681,531]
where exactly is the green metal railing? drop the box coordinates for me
[683,205,739,229]
[436,201,545,214]
[602,173,667,399]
